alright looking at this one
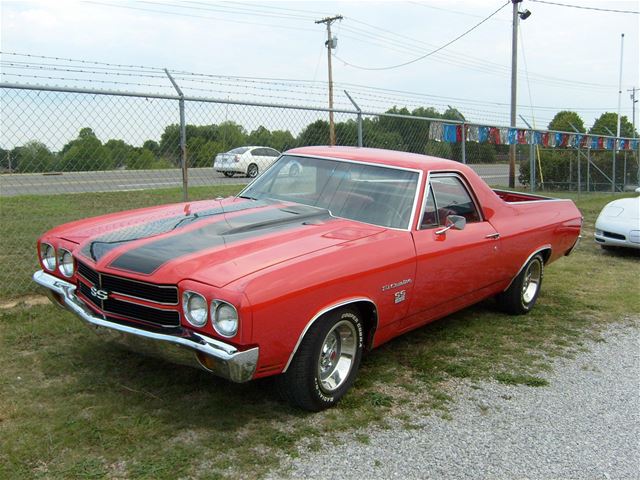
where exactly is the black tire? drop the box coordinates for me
[247,163,259,178]
[223,172,235,178]
[496,254,544,315]
[277,308,364,411]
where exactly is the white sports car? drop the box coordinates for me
[594,189,640,250]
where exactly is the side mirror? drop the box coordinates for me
[435,215,466,235]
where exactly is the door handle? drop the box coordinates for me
[485,232,500,239]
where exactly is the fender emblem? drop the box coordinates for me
[394,290,406,304]
[90,286,109,300]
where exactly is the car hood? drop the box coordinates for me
[59,197,383,287]
[598,197,640,221]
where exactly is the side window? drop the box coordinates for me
[421,175,481,228]
[265,148,280,157]
[252,148,266,156]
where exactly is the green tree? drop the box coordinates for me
[424,140,453,159]
[159,124,181,164]
[10,141,56,172]
[548,111,585,133]
[589,112,636,137]
[298,120,330,146]
[217,121,247,150]
[59,128,112,171]
[104,139,135,168]
[142,139,160,156]
[247,126,272,146]
[269,130,296,151]
[188,138,225,168]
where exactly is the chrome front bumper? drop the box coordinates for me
[32,270,258,383]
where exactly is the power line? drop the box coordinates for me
[406,1,509,22]
[333,1,510,71]
[529,0,639,14]
[84,1,316,32]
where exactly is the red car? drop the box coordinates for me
[34,147,582,411]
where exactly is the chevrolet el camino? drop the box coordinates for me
[34,146,582,411]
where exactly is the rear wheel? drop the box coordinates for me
[277,308,363,411]
[247,163,259,178]
[497,254,544,315]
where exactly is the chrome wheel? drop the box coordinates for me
[521,258,542,304]
[317,320,358,393]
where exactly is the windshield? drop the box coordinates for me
[240,155,419,229]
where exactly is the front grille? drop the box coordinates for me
[77,260,178,304]
[76,260,181,329]
[77,261,99,285]
[103,298,180,327]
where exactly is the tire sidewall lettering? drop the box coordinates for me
[313,309,364,405]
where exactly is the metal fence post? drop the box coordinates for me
[612,148,616,192]
[577,145,581,193]
[529,130,535,192]
[587,148,590,192]
[343,90,362,147]
[461,123,466,164]
[165,69,188,202]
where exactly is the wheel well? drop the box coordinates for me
[350,301,378,351]
[283,299,379,373]
[539,248,552,264]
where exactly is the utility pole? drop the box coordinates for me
[509,0,530,188]
[316,15,342,146]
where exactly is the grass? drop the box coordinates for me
[1,189,639,479]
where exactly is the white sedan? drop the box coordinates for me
[594,189,640,250]
[214,146,281,178]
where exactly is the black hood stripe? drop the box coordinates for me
[81,200,270,262]
[107,205,332,275]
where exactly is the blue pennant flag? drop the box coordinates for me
[478,126,489,143]
[443,124,457,143]
[533,131,543,145]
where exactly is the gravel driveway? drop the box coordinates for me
[269,322,639,479]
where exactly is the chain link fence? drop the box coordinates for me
[1,83,638,298]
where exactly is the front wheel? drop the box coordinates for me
[277,308,364,411]
[496,254,544,315]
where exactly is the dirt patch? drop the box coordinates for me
[0,295,49,310]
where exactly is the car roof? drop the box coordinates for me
[285,146,463,172]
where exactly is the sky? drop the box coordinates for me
[1,0,639,145]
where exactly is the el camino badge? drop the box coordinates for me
[90,286,109,300]
[381,279,412,292]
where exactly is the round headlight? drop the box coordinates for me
[58,249,75,277]
[211,301,238,338]
[41,243,56,271]
[183,291,208,327]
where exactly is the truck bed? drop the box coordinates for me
[493,189,555,203]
